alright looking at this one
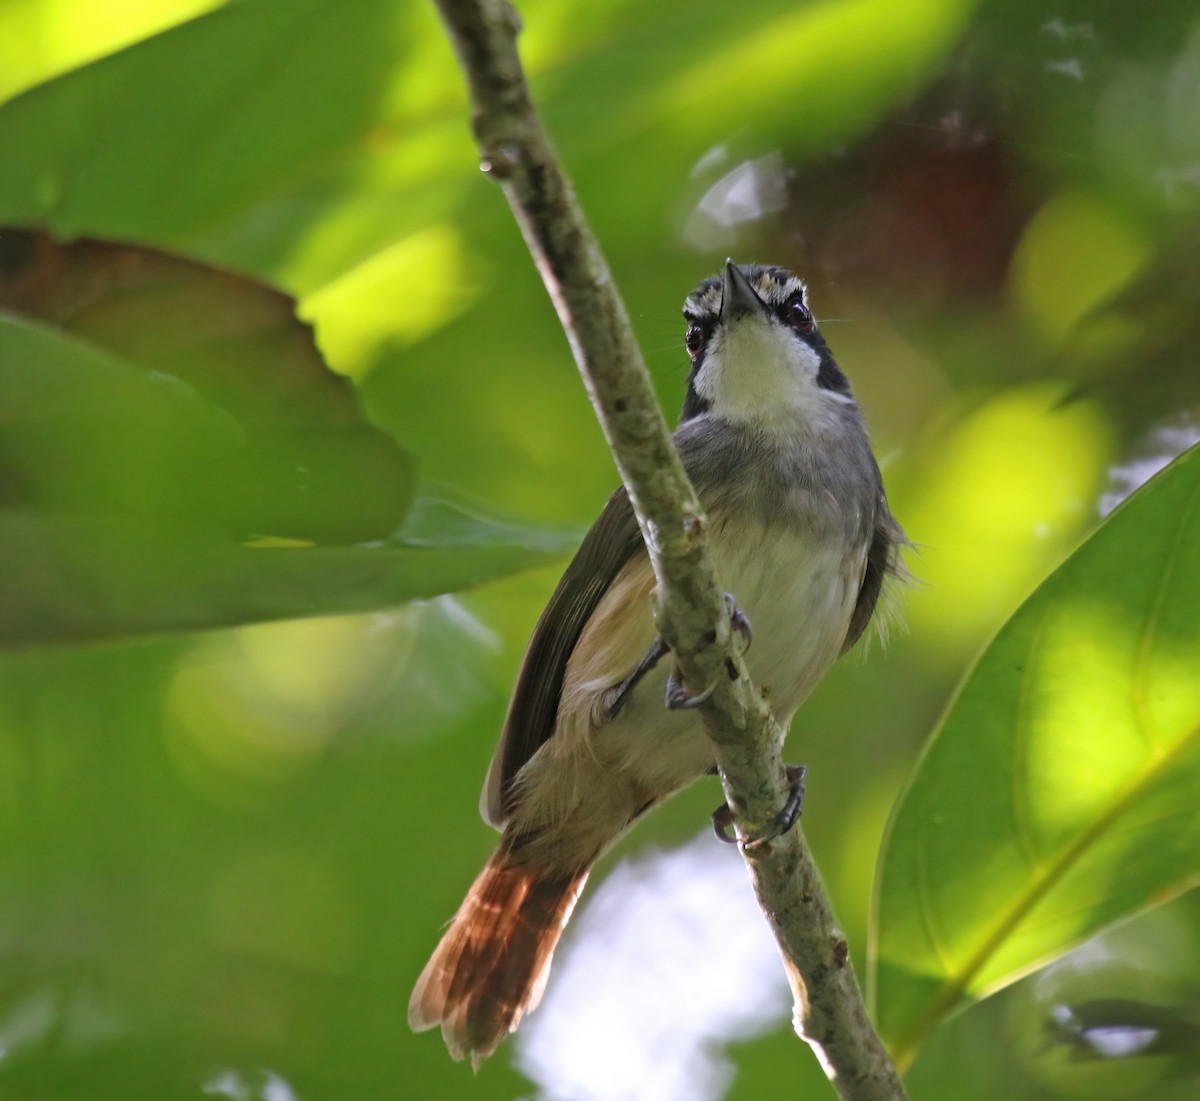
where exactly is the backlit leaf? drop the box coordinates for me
[872,444,1200,1069]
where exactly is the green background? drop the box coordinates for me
[1,0,1199,1098]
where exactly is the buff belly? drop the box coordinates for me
[505,518,863,868]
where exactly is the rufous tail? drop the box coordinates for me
[408,849,588,1067]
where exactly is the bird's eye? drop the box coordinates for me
[787,298,814,334]
[685,325,706,357]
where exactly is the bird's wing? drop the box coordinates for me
[481,487,645,829]
[841,500,905,654]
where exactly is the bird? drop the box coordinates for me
[408,260,906,1066]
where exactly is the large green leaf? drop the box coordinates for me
[0,230,414,542]
[0,310,250,522]
[0,0,476,292]
[0,500,575,647]
[0,0,408,251]
[871,444,1200,1069]
[0,309,571,646]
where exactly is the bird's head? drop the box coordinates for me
[680,260,854,432]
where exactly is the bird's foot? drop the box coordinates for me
[666,665,717,710]
[725,592,752,653]
[711,802,737,844]
[605,636,671,719]
[712,764,808,848]
[665,593,753,710]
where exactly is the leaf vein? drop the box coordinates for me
[893,476,1200,1067]
[1010,609,1051,872]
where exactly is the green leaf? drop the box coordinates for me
[0,0,404,242]
[0,0,462,291]
[0,503,576,648]
[0,260,569,646]
[0,310,245,517]
[871,444,1200,1068]
[0,229,414,542]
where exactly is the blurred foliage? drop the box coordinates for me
[0,1,1199,1100]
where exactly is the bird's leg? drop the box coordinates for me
[713,764,807,847]
[603,636,670,719]
[746,764,808,849]
[666,593,752,710]
[609,594,753,716]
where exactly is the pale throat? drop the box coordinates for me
[695,321,844,434]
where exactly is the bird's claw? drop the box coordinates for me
[653,593,750,712]
[725,592,752,653]
[711,765,808,849]
[666,665,717,710]
[712,803,738,844]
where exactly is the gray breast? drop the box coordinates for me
[676,414,881,549]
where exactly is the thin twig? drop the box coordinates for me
[432,1,909,1096]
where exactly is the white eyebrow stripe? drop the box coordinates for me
[683,269,810,320]
[759,276,808,306]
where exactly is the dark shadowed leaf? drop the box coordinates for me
[872,444,1200,1069]
[0,244,568,646]
[0,311,242,517]
[0,503,576,648]
[0,228,413,541]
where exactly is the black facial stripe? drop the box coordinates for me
[816,350,852,394]
[680,263,848,419]
[680,350,711,422]
[680,381,711,421]
[680,389,710,421]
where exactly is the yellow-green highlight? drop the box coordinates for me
[0,0,221,103]
[301,224,479,379]
[1010,190,1153,348]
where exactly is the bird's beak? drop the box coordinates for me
[720,260,765,323]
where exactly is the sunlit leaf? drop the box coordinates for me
[0,0,405,242]
[0,0,221,105]
[871,443,1200,1069]
[1009,191,1151,348]
[0,0,460,291]
[662,0,974,150]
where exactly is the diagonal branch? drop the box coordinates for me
[432,1,908,1097]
